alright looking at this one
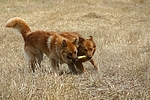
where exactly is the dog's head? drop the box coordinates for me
[61,39,78,62]
[79,36,96,60]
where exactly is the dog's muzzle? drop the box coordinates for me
[72,57,78,62]
[87,55,92,60]
[67,56,78,62]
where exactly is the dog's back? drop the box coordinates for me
[59,32,80,43]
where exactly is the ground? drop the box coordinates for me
[0,0,150,99]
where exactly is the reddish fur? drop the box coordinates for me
[6,17,78,74]
[59,32,98,73]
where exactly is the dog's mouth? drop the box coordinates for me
[66,56,78,62]
[87,55,92,60]
[66,55,71,60]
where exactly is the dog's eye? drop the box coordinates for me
[74,51,77,54]
[89,48,92,51]
[84,49,87,52]
[68,52,72,56]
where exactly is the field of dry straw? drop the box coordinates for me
[0,0,150,99]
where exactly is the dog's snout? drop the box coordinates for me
[67,55,78,62]
[87,55,92,60]
[73,57,78,62]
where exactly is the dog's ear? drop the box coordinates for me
[89,36,93,40]
[72,39,79,48]
[72,39,78,45]
[61,40,67,48]
[79,37,85,43]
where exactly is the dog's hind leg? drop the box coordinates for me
[24,47,37,73]
[30,60,36,73]
[36,50,43,68]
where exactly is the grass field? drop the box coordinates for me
[0,0,150,99]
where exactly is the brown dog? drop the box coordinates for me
[59,32,98,73]
[5,17,78,75]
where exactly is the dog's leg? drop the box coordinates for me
[67,62,78,74]
[57,62,59,70]
[74,62,85,73]
[29,54,37,73]
[50,58,59,76]
[24,47,37,73]
[30,60,36,73]
[90,58,98,70]
[37,51,43,68]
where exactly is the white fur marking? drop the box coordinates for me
[23,49,31,62]
[47,36,53,50]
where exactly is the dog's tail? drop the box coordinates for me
[5,17,31,40]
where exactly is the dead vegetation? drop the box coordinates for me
[0,0,150,99]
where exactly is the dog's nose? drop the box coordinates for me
[87,56,92,60]
[73,58,78,62]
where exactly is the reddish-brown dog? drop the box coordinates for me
[5,17,78,75]
[59,32,98,73]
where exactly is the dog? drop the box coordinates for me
[5,17,79,75]
[59,32,98,73]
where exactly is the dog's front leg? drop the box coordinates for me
[74,61,85,73]
[90,58,98,70]
[67,62,78,74]
[50,58,59,76]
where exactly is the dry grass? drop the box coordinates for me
[0,0,150,99]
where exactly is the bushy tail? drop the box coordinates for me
[6,17,31,40]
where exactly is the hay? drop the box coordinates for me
[0,0,149,99]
